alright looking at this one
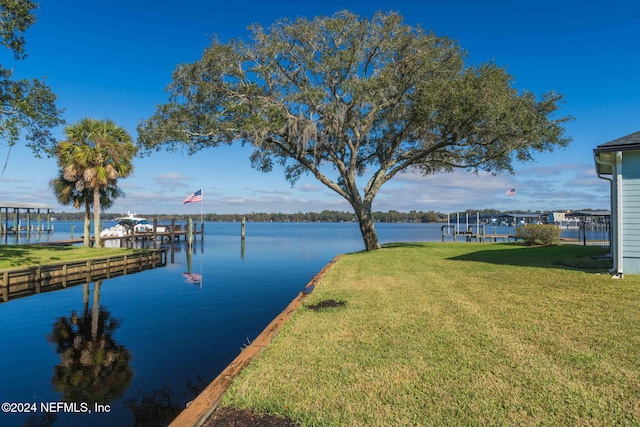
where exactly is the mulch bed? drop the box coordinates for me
[202,407,298,427]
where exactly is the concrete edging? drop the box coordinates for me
[169,254,343,427]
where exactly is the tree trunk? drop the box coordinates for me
[91,281,101,340]
[83,203,91,247]
[352,201,381,251]
[359,215,381,251]
[93,189,102,247]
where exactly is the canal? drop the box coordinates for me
[1,221,450,426]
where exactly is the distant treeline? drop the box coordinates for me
[52,210,445,223]
[46,208,603,223]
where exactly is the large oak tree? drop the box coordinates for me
[138,11,571,250]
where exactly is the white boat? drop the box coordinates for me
[100,211,166,237]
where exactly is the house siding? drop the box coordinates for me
[622,151,640,272]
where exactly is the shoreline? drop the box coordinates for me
[168,255,343,427]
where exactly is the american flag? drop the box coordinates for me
[182,272,202,285]
[506,188,516,196]
[183,189,203,204]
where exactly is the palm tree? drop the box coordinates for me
[57,118,137,247]
[50,173,124,246]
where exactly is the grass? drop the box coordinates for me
[0,244,143,270]
[219,242,640,426]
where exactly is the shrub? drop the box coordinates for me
[515,224,561,246]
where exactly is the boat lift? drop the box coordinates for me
[0,202,53,235]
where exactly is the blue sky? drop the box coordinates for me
[1,0,638,215]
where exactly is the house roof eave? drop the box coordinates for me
[594,130,640,154]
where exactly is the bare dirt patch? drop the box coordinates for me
[202,406,298,426]
[307,299,345,310]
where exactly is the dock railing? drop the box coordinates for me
[0,249,167,302]
[441,225,516,242]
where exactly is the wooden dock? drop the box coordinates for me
[99,220,204,247]
[26,238,84,246]
[100,229,188,247]
[441,225,518,242]
[24,227,202,247]
[458,232,516,242]
[0,249,167,302]
[1,226,54,235]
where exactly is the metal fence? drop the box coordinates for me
[557,219,611,247]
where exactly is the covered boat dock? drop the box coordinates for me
[0,201,54,235]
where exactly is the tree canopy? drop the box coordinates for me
[57,118,136,247]
[50,172,124,246]
[138,10,571,250]
[0,0,64,166]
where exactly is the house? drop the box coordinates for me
[593,130,640,276]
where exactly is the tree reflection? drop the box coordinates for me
[23,412,57,427]
[125,374,207,426]
[125,385,182,426]
[47,281,133,404]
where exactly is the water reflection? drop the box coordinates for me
[125,375,207,426]
[125,385,182,426]
[3,222,392,426]
[47,280,133,404]
[182,272,202,286]
[183,241,203,286]
[23,412,57,427]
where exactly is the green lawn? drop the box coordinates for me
[219,243,640,426]
[0,245,141,270]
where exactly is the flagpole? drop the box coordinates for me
[514,191,517,226]
[199,189,203,285]
[506,188,516,228]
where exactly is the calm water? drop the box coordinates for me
[0,221,505,426]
